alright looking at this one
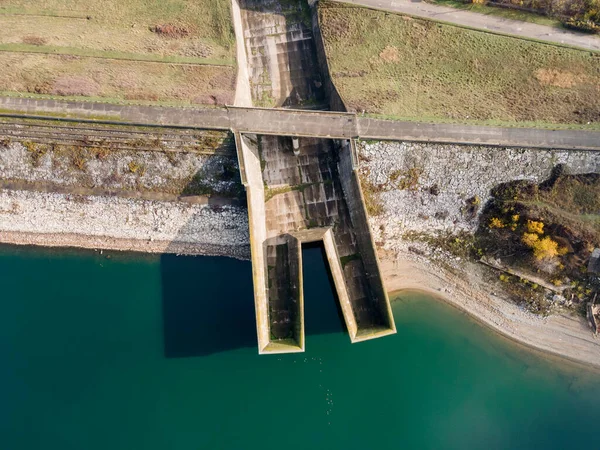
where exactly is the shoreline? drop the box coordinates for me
[0,230,250,260]
[1,231,598,369]
[379,251,600,371]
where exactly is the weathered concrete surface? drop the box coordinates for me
[232,1,394,353]
[321,228,357,338]
[265,234,304,348]
[260,135,395,341]
[232,0,253,108]
[236,133,274,353]
[239,0,326,107]
[337,140,395,339]
[229,106,357,137]
[332,0,600,52]
[3,97,600,150]
[357,119,600,151]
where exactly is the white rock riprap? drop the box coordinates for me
[0,189,250,257]
[359,141,599,251]
[0,141,240,196]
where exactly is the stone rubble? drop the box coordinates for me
[359,141,600,253]
[0,141,239,195]
[0,189,250,257]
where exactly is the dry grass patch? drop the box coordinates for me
[379,46,399,63]
[0,53,235,105]
[21,35,47,46]
[533,68,588,88]
[319,2,600,126]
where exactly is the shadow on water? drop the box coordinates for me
[158,131,257,358]
[160,240,347,358]
[160,253,257,358]
[301,242,347,337]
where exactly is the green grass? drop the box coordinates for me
[340,253,360,268]
[0,90,228,110]
[320,2,600,127]
[427,0,561,28]
[0,43,234,66]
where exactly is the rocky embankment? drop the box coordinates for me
[358,141,599,253]
[0,132,250,258]
[359,140,600,368]
[0,140,241,198]
[0,189,250,258]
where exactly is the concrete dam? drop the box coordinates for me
[233,0,396,353]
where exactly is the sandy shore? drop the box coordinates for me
[0,231,250,260]
[1,230,598,369]
[379,250,600,370]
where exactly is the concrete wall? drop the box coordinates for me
[310,3,348,112]
[289,236,305,349]
[322,228,358,339]
[237,134,271,353]
[337,140,396,336]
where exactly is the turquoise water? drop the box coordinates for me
[1,244,599,450]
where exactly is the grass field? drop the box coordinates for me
[0,0,235,105]
[319,2,600,127]
[0,53,235,105]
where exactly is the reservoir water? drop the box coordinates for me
[1,244,599,449]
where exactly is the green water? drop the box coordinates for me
[1,244,599,450]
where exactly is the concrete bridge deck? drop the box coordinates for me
[1,97,599,150]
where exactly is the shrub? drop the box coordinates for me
[526,220,544,234]
[127,160,146,176]
[24,141,47,167]
[489,217,505,229]
[94,147,110,160]
[532,236,559,260]
[522,232,539,247]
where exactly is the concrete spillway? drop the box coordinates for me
[232,0,395,353]
[236,133,395,354]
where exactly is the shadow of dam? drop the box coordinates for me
[160,244,347,358]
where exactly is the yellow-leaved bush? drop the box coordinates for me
[526,220,544,234]
[533,237,559,260]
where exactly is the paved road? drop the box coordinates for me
[1,96,599,150]
[332,0,600,51]
[358,118,600,150]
